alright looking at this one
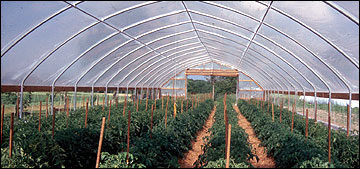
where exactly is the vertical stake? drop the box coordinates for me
[225,124,231,168]
[291,104,295,133]
[1,105,4,144]
[95,117,106,168]
[280,100,282,123]
[16,95,19,119]
[123,96,127,117]
[145,96,148,111]
[136,97,139,112]
[116,97,118,108]
[39,101,42,132]
[66,96,69,128]
[315,97,317,123]
[161,95,164,110]
[9,112,14,158]
[102,96,105,111]
[85,102,88,128]
[347,104,350,137]
[305,109,309,140]
[165,97,168,129]
[154,98,157,111]
[328,102,331,163]
[303,98,305,118]
[46,97,48,118]
[126,110,131,164]
[150,104,154,139]
[52,107,55,139]
[174,102,177,118]
[108,101,112,125]
[272,103,274,122]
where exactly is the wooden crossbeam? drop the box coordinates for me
[185,69,239,77]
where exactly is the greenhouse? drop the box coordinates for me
[1,1,359,168]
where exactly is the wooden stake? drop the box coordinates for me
[192,97,194,110]
[85,102,88,128]
[39,101,42,132]
[174,102,177,118]
[154,98,157,111]
[46,97,48,118]
[272,103,274,122]
[116,97,118,108]
[165,97,168,129]
[108,101,112,124]
[224,93,228,159]
[291,104,295,133]
[150,104,154,139]
[52,107,55,139]
[280,101,282,123]
[102,96,105,111]
[145,97,148,111]
[16,95,19,119]
[305,109,309,140]
[162,96,164,110]
[347,104,350,137]
[225,124,231,168]
[95,117,106,168]
[9,112,14,158]
[136,97,139,112]
[126,110,131,164]
[123,97,127,117]
[1,105,4,144]
[97,95,99,106]
[66,96,69,128]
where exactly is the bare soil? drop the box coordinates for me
[233,104,276,168]
[178,105,216,168]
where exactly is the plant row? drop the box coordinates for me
[238,99,355,168]
[1,96,207,168]
[195,95,254,168]
[254,99,359,168]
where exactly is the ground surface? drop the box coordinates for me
[178,105,216,168]
[233,104,276,168]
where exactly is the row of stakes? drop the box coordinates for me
[0,93,212,167]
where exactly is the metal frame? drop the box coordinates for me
[239,1,273,65]
[3,1,357,120]
[182,1,213,63]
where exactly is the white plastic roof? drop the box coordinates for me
[1,1,359,94]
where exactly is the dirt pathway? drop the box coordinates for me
[178,105,216,168]
[233,104,276,168]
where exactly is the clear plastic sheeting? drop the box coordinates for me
[1,1,358,97]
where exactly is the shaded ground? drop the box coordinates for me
[178,105,216,168]
[233,104,276,168]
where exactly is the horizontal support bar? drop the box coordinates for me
[161,88,186,90]
[239,80,255,82]
[239,89,263,92]
[185,69,239,77]
[1,85,160,92]
[266,90,359,100]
